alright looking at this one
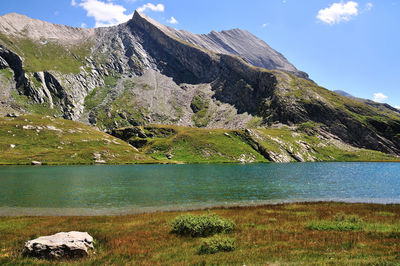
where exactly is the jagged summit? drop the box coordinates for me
[0,13,94,44]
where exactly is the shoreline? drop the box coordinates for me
[0,160,400,166]
[2,200,400,217]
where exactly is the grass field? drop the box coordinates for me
[1,202,400,265]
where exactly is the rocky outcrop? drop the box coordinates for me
[23,231,94,259]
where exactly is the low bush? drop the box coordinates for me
[198,235,235,255]
[308,212,363,231]
[171,213,235,237]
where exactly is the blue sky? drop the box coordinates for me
[1,0,399,108]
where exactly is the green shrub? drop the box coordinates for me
[307,213,363,231]
[198,235,235,254]
[171,213,235,237]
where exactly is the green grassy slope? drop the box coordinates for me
[0,33,92,74]
[113,125,268,163]
[0,115,155,165]
[112,124,399,163]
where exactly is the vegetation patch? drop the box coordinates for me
[0,33,92,74]
[84,86,111,110]
[191,94,212,127]
[0,68,14,80]
[171,213,235,237]
[308,212,363,231]
[10,91,61,117]
[198,235,235,254]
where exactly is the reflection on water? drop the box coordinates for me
[0,162,399,215]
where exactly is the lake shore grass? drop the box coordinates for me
[1,202,400,265]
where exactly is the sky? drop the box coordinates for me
[1,0,399,108]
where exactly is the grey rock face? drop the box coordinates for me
[177,29,302,74]
[150,18,308,78]
[0,56,8,69]
[23,231,94,259]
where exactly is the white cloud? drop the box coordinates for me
[262,23,268,28]
[167,16,178,24]
[373,92,388,102]
[137,3,165,13]
[79,0,133,27]
[317,1,359,25]
[71,0,77,6]
[394,105,400,109]
[366,2,373,11]
[81,22,87,28]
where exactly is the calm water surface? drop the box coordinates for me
[0,162,399,215]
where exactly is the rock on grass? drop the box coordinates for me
[23,231,94,259]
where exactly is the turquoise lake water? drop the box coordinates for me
[0,162,399,215]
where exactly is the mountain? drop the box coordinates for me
[334,90,400,115]
[334,90,354,98]
[0,12,399,162]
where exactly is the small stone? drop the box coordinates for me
[31,161,42,165]
[6,112,19,118]
[166,153,173,159]
[23,231,94,259]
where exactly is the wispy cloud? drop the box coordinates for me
[167,16,178,24]
[81,22,87,28]
[71,0,77,6]
[262,23,268,28]
[317,1,359,25]
[365,2,373,11]
[373,92,388,102]
[137,3,165,13]
[79,0,133,27]
[395,105,400,110]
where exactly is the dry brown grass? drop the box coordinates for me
[1,202,400,265]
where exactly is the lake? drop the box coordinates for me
[0,162,399,215]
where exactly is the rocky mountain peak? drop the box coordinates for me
[129,12,308,78]
[0,13,94,45]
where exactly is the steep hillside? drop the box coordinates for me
[0,11,399,161]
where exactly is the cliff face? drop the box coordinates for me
[0,11,399,157]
